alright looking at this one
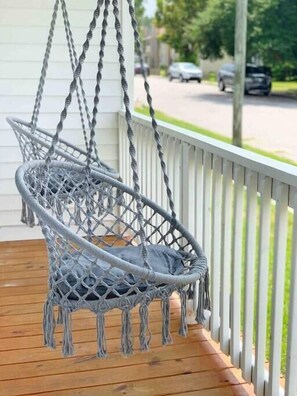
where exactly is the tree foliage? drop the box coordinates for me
[155,0,207,63]
[156,0,297,79]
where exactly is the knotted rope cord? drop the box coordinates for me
[31,0,59,133]
[85,0,110,241]
[86,0,110,170]
[46,0,104,166]
[127,0,177,225]
[112,0,151,271]
[60,0,91,155]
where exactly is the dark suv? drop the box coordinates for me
[217,63,272,95]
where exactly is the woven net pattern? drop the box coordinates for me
[17,161,208,357]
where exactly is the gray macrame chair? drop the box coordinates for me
[15,0,209,358]
[8,0,119,227]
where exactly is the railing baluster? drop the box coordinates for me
[242,169,258,381]
[203,151,212,263]
[182,143,196,235]
[127,112,297,395]
[195,148,203,243]
[210,155,222,342]
[285,188,297,396]
[254,176,272,396]
[268,182,289,396]
[220,159,233,354]
[231,164,244,367]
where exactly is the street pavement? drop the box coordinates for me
[134,75,297,163]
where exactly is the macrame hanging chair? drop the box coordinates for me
[15,0,209,358]
[7,0,119,227]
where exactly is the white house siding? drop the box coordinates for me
[0,0,133,241]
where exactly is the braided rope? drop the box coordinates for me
[46,0,104,166]
[112,0,151,270]
[86,0,110,169]
[127,0,177,224]
[31,0,59,131]
[60,0,90,154]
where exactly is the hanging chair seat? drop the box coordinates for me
[16,160,208,357]
[56,245,192,301]
[8,117,119,178]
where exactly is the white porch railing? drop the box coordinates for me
[119,111,297,396]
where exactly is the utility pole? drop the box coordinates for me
[233,0,248,147]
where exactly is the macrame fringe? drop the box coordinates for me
[57,306,63,325]
[43,299,56,349]
[62,309,74,356]
[204,270,211,310]
[196,278,206,324]
[96,312,107,358]
[121,309,133,356]
[27,206,35,228]
[161,297,172,345]
[139,301,150,351]
[179,289,188,337]
[21,199,28,224]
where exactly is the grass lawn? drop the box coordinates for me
[135,105,294,374]
[272,81,297,96]
[135,105,297,167]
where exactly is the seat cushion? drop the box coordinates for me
[55,245,185,300]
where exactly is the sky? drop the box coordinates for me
[145,0,157,17]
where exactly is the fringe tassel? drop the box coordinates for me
[204,270,211,310]
[62,310,74,356]
[43,299,56,349]
[179,289,188,337]
[96,312,107,358]
[139,301,151,351]
[27,207,35,228]
[161,297,172,345]
[121,309,133,356]
[21,199,28,224]
[57,306,63,325]
[196,278,206,324]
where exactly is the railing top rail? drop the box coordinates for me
[125,111,297,189]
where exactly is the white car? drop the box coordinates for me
[168,62,203,83]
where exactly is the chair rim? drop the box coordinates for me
[15,159,207,286]
[7,116,120,179]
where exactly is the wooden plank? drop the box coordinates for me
[0,341,219,381]
[20,368,247,396]
[0,327,207,366]
[0,240,253,396]
[175,383,255,395]
[0,305,183,327]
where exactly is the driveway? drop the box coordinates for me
[134,76,297,162]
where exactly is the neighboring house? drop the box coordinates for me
[0,0,133,241]
[142,25,175,73]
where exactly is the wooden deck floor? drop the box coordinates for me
[0,240,255,396]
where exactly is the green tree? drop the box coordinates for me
[190,0,297,80]
[155,0,207,63]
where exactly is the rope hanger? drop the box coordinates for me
[13,0,209,358]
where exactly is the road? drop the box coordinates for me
[134,76,297,162]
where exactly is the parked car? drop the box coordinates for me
[217,63,272,95]
[168,62,203,83]
[134,62,150,76]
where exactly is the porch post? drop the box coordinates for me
[232,0,248,147]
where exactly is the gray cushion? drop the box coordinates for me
[55,245,185,300]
